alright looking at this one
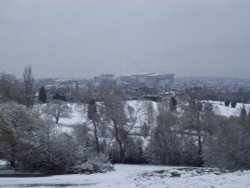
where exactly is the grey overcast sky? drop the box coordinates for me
[0,0,250,79]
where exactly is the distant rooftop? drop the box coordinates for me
[121,72,174,77]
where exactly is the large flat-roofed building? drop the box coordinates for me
[145,73,174,90]
[94,74,116,86]
[118,73,174,90]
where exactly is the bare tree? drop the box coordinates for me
[180,99,204,166]
[146,103,181,165]
[43,100,72,124]
[204,115,250,170]
[144,101,156,127]
[102,87,140,163]
[87,98,101,154]
[180,99,216,167]
[23,66,34,109]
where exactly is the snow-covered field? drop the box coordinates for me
[49,100,250,134]
[0,164,249,188]
[40,100,250,130]
[57,100,250,127]
[204,100,250,117]
[52,100,159,134]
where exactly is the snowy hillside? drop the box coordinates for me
[44,100,250,134]
[57,100,249,128]
[0,164,249,188]
[205,100,250,117]
[43,100,159,134]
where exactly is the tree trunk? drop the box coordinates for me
[10,145,17,168]
[119,142,125,163]
[198,134,203,167]
[93,120,100,154]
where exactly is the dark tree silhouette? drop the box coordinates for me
[38,86,47,102]
[231,100,237,108]
[224,99,230,107]
[169,96,177,112]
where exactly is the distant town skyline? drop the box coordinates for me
[0,0,250,79]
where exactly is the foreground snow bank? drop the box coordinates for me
[136,167,250,188]
[0,164,249,188]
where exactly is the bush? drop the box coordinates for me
[70,155,114,174]
[170,171,181,177]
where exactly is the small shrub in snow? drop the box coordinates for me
[170,171,181,177]
[155,169,165,174]
[70,155,114,174]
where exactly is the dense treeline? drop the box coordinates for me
[0,70,250,174]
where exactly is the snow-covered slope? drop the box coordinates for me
[38,100,250,135]
[51,100,159,134]
[0,164,249,188]
[205,100,250,117]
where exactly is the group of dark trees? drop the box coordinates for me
[224,99,238,108]
[1,68,250,174]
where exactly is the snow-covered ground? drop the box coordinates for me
[0,164,249,188]
[53,100,159,134]
[57,100,250,127]
[58,100,159,125]
[204,100,250,117]
[41,100,250,134]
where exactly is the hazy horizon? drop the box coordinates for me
[0,0,250,79]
